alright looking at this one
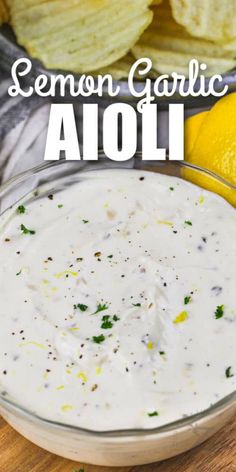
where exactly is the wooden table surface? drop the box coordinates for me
[0,416,235,472]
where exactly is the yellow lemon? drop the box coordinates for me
[184,111,208,155]
[184,94,236,207]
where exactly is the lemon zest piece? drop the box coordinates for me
[147,341,154,350]
[19,341,47,350]
[61,404,73,412]
[77,372,87,382]
[55,270,78,279]
[173,311,188,324]
[157,220,173,227]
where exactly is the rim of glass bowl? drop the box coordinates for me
[0,158,235,438]
[1,26,236,108]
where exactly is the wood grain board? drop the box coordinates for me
[0,416,235,472]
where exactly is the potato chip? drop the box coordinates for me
[92,54,135,80]
[222,38,236,52]
[5,0,51,15]
[170,0,236,43]
[0,0,8,24]
[132,3,236,76]
[92,53,157,79]
[9,0,153,73]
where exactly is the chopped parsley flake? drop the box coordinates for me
[92,334,105,344]
[225,366,234,378]
[16,270,22,276]
[20,224,35,235]
[107,255,113,259]
[184,220,192,226]
[148,411,159,417]
[159,351,165,356]
[101,315,113,329]
[74,303,88,312]
[17,205,26,214]
[169,187,174,191]
[184,296,192,305]
[215,305,224,319]
[113,315,120,322]
[94,303,109,314]
[132,303,141,307]
[58,204,63,208]
[82,219,89,224]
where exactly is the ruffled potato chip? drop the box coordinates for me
[170,0,236,43]
[92,54,135,80]
[91,53,157,80]
[132,2,236,76]
[8,0,153,73]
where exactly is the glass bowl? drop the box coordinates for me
[0,158,235,467]
[1,25,236,110]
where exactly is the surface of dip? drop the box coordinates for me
[0,169,235,431]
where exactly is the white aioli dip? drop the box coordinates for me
[0,169,235,431]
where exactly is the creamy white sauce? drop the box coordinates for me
[0,169,235,431]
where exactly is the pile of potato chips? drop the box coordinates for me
[133,2,236,77]
[1,0,236,77]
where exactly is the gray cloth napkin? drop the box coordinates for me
[0,102,49,182]
[0,66,49,182]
